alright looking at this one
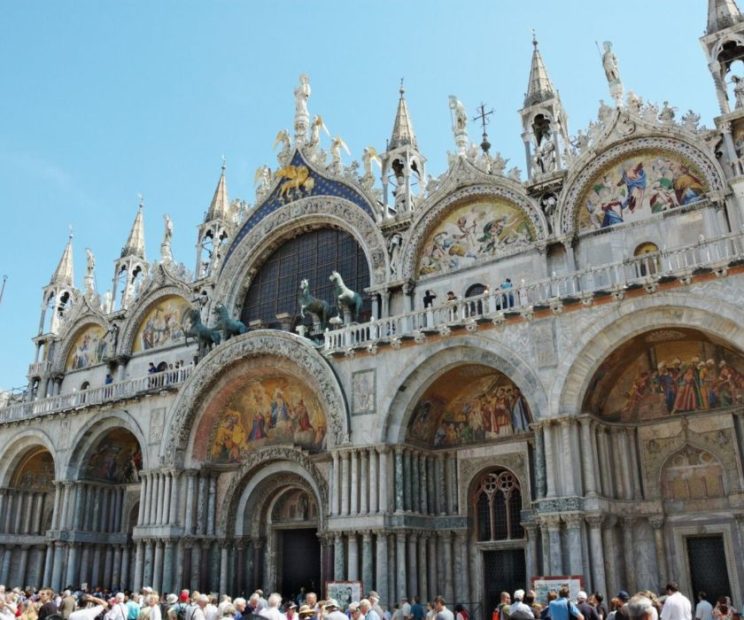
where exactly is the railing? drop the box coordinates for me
[0,366,193,425]
[27,361,51,377]
[325,230,744,353]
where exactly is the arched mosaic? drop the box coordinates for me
[192,362,327,465]
[10,447,54,492]
[583,327,744,422]
[81,428,142,483]
[578,148,708,231]
[132,295,191,353]
[407,364,531,448]
[417,199,536,277]
[65,324,107,371]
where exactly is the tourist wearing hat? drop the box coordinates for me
[324,600,346,620]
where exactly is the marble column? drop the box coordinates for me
[627,428,643,500]
[43,544,53,588]
[331,453,340,516]
[407,531,418,599]
[396,531,407,600]
[362,531,374,595]
[17,546,29,587]
[0,547,12,585]
[579,417,598,496]
[649,516,667,590]
[133,541,144,591]
[360,451,369,515]
[388,534,396,606]
[419,453,428,514]
[564,515,583,575]
[582,515,605,595]
[191,543,202,590]
[163,539,175,594]
[524,524,539,582]
[144,540,155,588]
[455,531,470,608]
[162,473,172,525]
[112,545,122,590]
[378,448,389,514]
[219,544,229,596]
[394,448,404,513]
[369,449,379,514]
[348,532,359,580]
[334,534,345,580]
[341,452,350,516]
[533,424,547,499]
[543,424,557,497]
[545,516,563,575]
[411,453,421,514]
[184,472,196,534]
[207,474,217,535]
[418,533,429,602]
[427,536,437,603]
[442,531,454,605]
[375,532,389,607]
[350,451,359,515]
[140,475,150,526]
[561,420,577,496]
[65,543,79,588]
[121,545,131,590]
[447,453,458,514]
[404,449,412,512]
[51,542,65,590]
[79,545,91,586]
[436,454,446,514]
[622,517,637,593]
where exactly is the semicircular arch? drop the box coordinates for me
[0,429,58,486]
[53,317,110,374]
[217,446,327,537]
[400,182,547,283]
[558,135,726,235]
[160,330,350,467]
[65,410,149,480]
[383,337,547,445]
[214,198,388,314]
[118,285,194,356]
[553,293,744,418]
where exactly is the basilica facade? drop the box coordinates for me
[2,3,744,616]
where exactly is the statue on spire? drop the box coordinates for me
[601,41,624,107]
[294,74,311,146]
[161,214,173,263]
[448,96,469,154]
[85,248,96,296]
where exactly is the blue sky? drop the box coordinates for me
[0,1,721,389]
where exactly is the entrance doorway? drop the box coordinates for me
[687,535,731,604]
[280,528,320,597]
[483,549,526,617]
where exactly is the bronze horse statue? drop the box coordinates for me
[214,303,248,341]
[184,308,221,353]
[298,278,330,330]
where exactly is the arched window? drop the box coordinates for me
[465,283,488,316]
[473,469,524,541]
[634,242,659,277]
[242,228,370,329]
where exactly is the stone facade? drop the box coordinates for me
[3,7,744,615]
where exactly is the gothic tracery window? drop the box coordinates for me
[474,469,524,541]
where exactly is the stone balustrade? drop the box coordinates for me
[324,227,744,353]
[0,366,193,424]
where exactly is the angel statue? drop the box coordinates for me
[448,95,469,152]
[362,146,381,179]
[601,41,624,106]
[160,214,173,262]
[307,115,330,153]
[329,136,350,174]
[273,129,292,166]
[85,248,96,294]
[733,75,744,110]
[294,74,311,143]
[254,165,273,201]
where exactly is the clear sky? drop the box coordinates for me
[0,1,722,390]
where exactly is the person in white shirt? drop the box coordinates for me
[259,594,286,620]
[323,600,347,620]
[204,595,219,620]
[70,595,111,620]
[148,594,163,620]
[661,583,692,620]
[694,594,712,620]
[0,595,17,620]
[106,593,129,620]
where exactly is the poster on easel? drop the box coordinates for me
[532,576,584,604]
[325,581,363,610]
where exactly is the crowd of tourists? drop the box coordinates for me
[0,581,738,620]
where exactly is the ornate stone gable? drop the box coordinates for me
[118,284,194,356]
[559,135,725,234]
[222,149,379,268]
[52,315,110,373]
[160,331,350,466]
[399,178,547,282]
[213,195,388,309]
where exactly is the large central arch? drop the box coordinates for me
[160,331,350,467]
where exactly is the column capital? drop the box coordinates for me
[622,515,638,527]
[362,530,373,542]
[540,514,562,529]
[563,513,583,528]
[585,513,605,528]
[648,515,665,529]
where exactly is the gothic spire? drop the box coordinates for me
[707,0,743,33]
[206,159,230,222]
[524,33,556,107]
[389,81,418,150]
[121,199,146,259]
[50,232,74,287]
